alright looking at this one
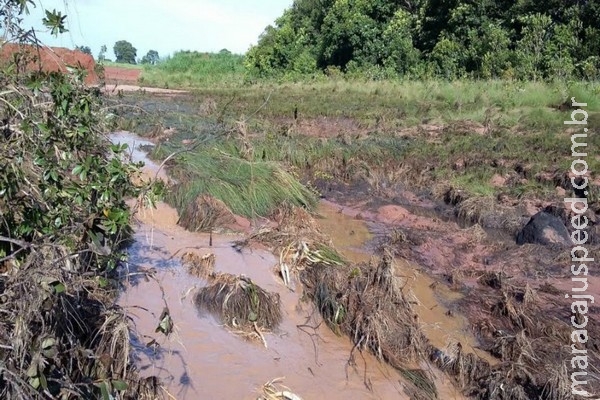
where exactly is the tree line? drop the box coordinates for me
[245,0,600,80]
[76,41,159,65]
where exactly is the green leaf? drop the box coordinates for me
[248,311,258,322]
[39,373,48,390]
[51,282,66,294]
[155,308,173,336]
[29,376,40,389]
[97,276,109,288]
[111,380,128,391]
[26,363,38,378]
[97,381,110,400]
[72,165,83,175]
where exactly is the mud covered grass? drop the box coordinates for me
[111,79,600,398]
[445,280,600,399]
[379,222,600,398]
[248,206,437,398]
[194,273,282,330]
[113,79,600,218]
[177,195,236,232]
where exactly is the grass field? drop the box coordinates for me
[119,77,600,216]
[139,51,246,88]
[101,60,144,69]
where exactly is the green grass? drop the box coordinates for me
[140,50,246,88]
[152,143,317,218]
[101,61,143,69]
[120,77,600,204]
[180,80,600,131]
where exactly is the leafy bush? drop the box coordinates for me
[0,4,160,397]
[0,69,141,266]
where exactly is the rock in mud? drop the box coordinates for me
[515,211,570,246]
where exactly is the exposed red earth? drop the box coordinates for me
[103,65,141,85]
[0,43,98,84]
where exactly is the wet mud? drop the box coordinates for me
[114,130,600,399]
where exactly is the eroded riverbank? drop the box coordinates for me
[112,132,476,399]
[112,128,600,399]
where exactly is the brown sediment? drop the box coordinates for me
[319,190,600,397]
[115,137,417,398]
[120,205,413,399]
[316,203,497,362]
[117,128,600,399]
[104,66,141,85]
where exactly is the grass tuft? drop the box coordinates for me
[154,145,317,220]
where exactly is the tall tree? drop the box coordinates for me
[97,45,107,62]
[140,49,159,65]
[113,40,137,64]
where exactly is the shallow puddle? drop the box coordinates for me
[121,208,413,399]
[316,202,495,363]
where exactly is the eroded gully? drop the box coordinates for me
[113,131,478,399]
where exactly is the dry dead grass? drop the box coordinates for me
[181,251,215,279]
[257,377,303,400]
[178,194,236,232]
[0,246,160,399]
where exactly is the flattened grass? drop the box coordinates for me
[154,144,317,219]
[121,77,600,206]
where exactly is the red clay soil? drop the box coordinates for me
[103,66,140,85]
[0,43,98,85]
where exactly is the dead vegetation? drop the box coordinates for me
[257,377,303,400]
[0,246,161,399]
[249,204,600,399]
[181,251,216,279]
[194,273,282,331]
[300,251,428,368]
[247,205,438,397]
[447,278,600,399]
[243,204,345,289]
[177,194,236,232]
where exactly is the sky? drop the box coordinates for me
[20,0,293,59]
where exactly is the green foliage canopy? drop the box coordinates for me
[113,40,137,64]
[141,49,160,65]
[246,0,600,80]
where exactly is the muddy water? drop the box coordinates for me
[112,133,408,399]
[114,132,474,399]
[110,131,169,183]
[122,209,418,399]
[316,202,495,364]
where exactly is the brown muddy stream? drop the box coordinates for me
[113,132,474,399]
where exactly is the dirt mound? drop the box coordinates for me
[0,43,98,84]
[177,194,237,232]
[104,66,141,84]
